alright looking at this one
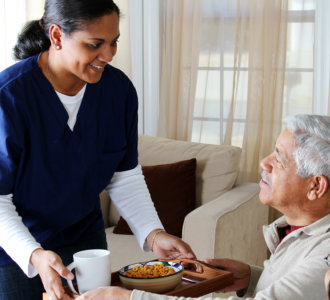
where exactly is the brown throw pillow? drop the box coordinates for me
[113,158,197,237]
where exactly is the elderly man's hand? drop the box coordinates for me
[74,286,132,300]
[204,258,251,293]
[147,230,195,260]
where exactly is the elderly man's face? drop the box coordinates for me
[259,129,310,216]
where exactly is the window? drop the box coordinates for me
[191,0,322,147]
[284,0,314,116]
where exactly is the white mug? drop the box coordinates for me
[66,249,111,294]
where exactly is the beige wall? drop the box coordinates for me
[26,0,44,21]
[112,0,132,79]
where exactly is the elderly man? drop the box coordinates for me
[76,114,330,300]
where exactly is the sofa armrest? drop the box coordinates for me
[182,183,268,267]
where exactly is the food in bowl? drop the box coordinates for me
[119,261,184,293]
[124,263,175,278]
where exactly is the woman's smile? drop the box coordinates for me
[89,63,105,72]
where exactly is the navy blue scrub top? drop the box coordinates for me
[0,54,138,265]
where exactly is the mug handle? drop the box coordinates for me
[66,262,79,294]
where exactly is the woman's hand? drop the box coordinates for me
[147,229,195,260]
[204,258,251,293]
[74,286,132,300]
[30,248,74,300]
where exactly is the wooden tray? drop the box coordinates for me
[43,259,233,299]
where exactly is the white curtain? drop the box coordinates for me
[159,0,290,181]
[112,0,132,79]
[158,0,329,222]
[158,0,328,184]
[157,0,203,140]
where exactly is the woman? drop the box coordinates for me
[0,1,194,299]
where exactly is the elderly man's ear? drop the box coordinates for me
[307,175,328,201]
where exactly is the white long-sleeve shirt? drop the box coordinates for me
[0,87,163,277]
[0,165,163,278]
[105,166,163,251]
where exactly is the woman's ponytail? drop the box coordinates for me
[13,20,50,60]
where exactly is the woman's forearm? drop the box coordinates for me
[0,193,41,277]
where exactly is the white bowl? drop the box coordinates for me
[119,261,183,293]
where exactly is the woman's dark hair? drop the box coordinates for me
[13,0,120,60]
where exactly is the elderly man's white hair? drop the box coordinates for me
[284,114,330,182]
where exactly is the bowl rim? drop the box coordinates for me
[119,260,184,280]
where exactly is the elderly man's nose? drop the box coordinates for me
[260,154,273,172]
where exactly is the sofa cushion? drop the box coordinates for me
[138,135,241,207]
[106,227,157,272]
[108,135,241,225]
[113,158,197,237]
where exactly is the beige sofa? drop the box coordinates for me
[100,135,269,272]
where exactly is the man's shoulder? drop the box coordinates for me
[304,214,330,236]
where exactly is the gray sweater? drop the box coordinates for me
[132,214,330,300]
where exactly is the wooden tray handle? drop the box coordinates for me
[161,258,225,280]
